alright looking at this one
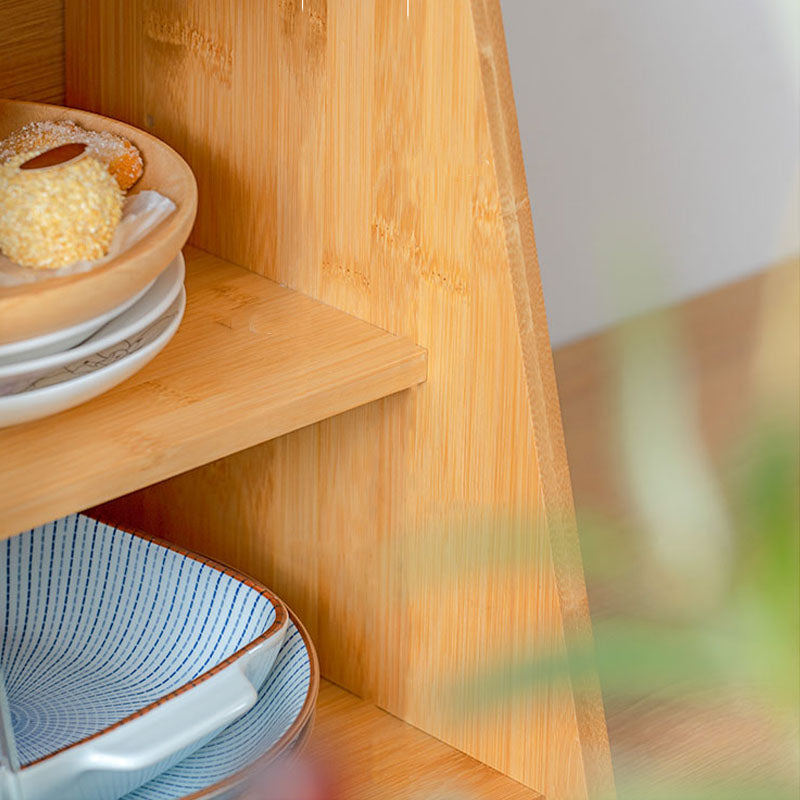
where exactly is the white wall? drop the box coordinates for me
[501,0,800,346]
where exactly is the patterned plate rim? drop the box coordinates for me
[19,515,289,769]
[175,604,319,800]
[0,252,184,380]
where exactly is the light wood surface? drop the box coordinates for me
[0,1,64,103]
[554,259,800,795]
[0,246,426,540]
[0,100,197,345]
[470,3,615,796]
[67,2,608,796]
[309,679,543,800]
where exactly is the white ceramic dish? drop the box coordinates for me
[0,277,156,367]
[0,515,289,800]
[123,609,318,800]
[0,285,185,427]
[0,253,185,393]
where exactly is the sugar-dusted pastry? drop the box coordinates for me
[0,120,143,190]
[0,143,123,269]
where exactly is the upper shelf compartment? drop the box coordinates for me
[0,246,427,539]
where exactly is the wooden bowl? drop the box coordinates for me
[0,99,197,345]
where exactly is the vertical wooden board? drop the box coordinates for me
[65,0,142,122]
[75,1,607,797]
[0,1,64,103]
[470,1,615,796]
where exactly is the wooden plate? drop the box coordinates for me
[0,100,197,345]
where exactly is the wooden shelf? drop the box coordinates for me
[0,247,426,539]
[309,680,542,800]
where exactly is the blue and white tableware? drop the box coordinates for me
[0,514,289,800]
[124,609,318,800]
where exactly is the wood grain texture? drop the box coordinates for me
[469,2,615,796]
[0,99,197,344]
[310,679,543,800]
[69,2,605,796]
[0,246,426,539]
[0,1,64,103]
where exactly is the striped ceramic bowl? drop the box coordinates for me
[123,607,318,800]
[0,514,288,800]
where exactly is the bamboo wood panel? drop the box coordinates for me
[0,1,64,103]
[470,2,615,797]
[0,247,426,539]
[70,1,611,796]
[310,679,543,799]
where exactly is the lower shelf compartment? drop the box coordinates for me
[309,681,542,800]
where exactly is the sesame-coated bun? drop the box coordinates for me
[0,120,143,191]
[0,151,123,269]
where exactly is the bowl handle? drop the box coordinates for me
[19,636,286,800]
[85,663,259,772]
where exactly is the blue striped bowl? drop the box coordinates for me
[0,515,289,800]
[123,609,318,800]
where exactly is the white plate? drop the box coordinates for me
[0,278,158,368]
[0,253,185,392]
[0,287,185,427]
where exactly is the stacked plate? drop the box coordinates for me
[0,98,199,429]
[0,515,319,800]
[0,254,187,428]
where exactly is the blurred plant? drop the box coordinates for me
[393,262,799,799]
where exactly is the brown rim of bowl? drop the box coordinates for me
[287,710,315,760]
[176,605,319,800]
[20,516,289,769]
